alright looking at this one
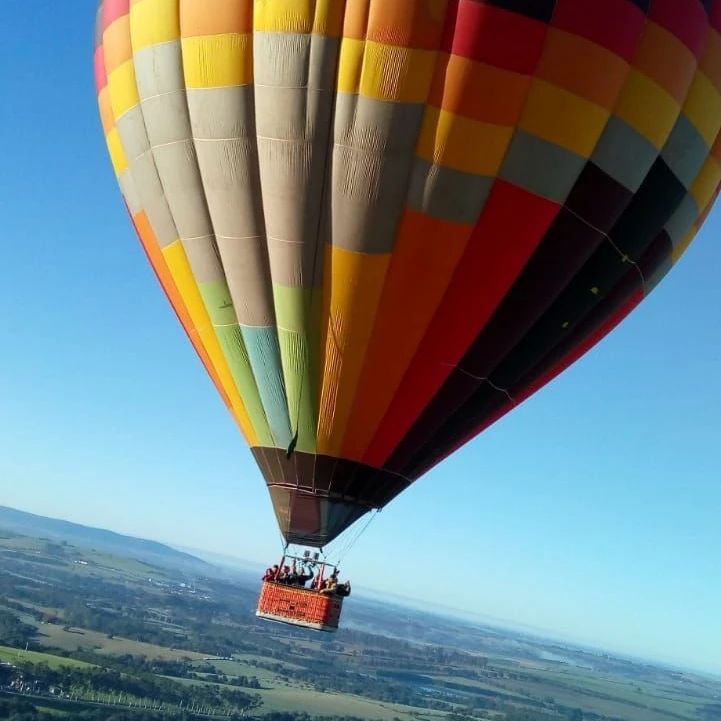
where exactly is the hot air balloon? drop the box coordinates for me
[95,0,721,630]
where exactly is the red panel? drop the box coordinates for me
[441,1,548,74]
[101,0,129,31]
[649,0,709,56]
[363,181,560,468]
[712,2,721,34]
[94,47,107,93]
[552,0,646,62]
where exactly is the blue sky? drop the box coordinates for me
[1,2,721,675]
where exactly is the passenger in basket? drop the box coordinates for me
[321,570,339,594]
[278,565,292,583]
[295,564,314,588]
[336,579,351,597]
[262,564,279,582]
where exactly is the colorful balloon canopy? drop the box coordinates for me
[96,0,721,547]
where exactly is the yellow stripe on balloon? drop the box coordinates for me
[615,69,680,149]
[130,0,180,51]
[690,156,721,211]
[520,79,610,159]
[182,34,253,88]
[317,246,390,457]
[106,128,129,176]
[163,240,260,446]
[107,60,140,119]
[254,0,345,36]
[683,72,721,147]
[338,39,437,103]
[417,107,514,176]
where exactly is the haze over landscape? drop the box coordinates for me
[1,0,721,702]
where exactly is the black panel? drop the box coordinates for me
[638,230,673,280]
[486,0,556,23]
[609,158,686,260]
[627,0,651,12]
[565,162,633,233]
[312,455,336,493]
[328,458,361,497]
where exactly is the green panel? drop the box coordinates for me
[273,285,322,453]
[199,281,274,448]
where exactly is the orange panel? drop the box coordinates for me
[341,210,471,460]
[634,21,697,104]
[428,54,531,126]
[365,0,448,49]
[180,0,252,37]
[536,29,629,110]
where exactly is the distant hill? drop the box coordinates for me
[0,505,210,575]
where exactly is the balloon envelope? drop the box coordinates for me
[96,0,721,546]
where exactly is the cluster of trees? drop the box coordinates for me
[7,660,260,713]
[0,611,35,647]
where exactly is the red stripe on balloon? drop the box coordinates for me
[364,180,560,468]
[441,1,548,74]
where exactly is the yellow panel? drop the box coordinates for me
[690,156,721,210]
[338,38,365,95]
[254,0,344,36]
[163,240,259,445]
[182,33,253,88]
[107,60,140,119]
[106,128,129,176]
[615,70,680,149]
[365,42,436,103]
[317,247,390,457]
[671,226,696,263]
[130,0,179,51]
[683,72,721,147]
[417,107,513,176]
[520,79,610,158]
[103,15,132,74]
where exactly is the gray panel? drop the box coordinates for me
[254,33,340,288]
[661,114,711,189]
[664,192,699,247]
[194,137,265,237]
[182,234,225,284]
[267,236,324,287]
[134,41,185,99]
[217,236,275,326]
[592,116,659,192]
[118,169,142,216]
[186,85,255,140]
[254,32,339,90]
[331,94,425,253]
[407,160,494,224]
[500,131,585,204]
[130,150,179,247]
[141,90,193,146]
[116,105,151,163]
[187,85,274,326]
[152,140,216,241]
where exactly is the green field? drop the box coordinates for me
[0,645,92,670]
[35,624,205,661]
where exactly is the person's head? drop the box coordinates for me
[283,565,290,572]
[272,565,278,571]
